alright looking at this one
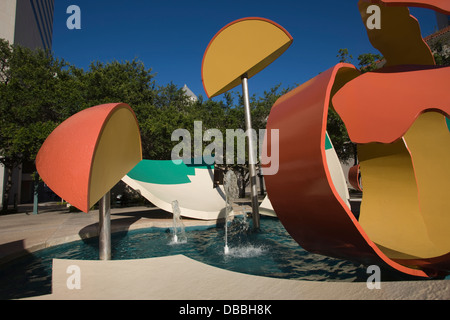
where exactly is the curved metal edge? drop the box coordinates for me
[375,0,450,15]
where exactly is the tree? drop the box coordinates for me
[430,40,450,66]
[327,108,353,162]
[0,39,81,211]
[357,53,383,72]
[80,59,156,109]
[337,48,353,63]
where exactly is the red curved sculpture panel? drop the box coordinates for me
[376,0,450,14]
[263,63,442,278]
[263,0,450,278]
[348,164,362,192]
[333,65,450,144]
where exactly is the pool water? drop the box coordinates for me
[0,216,420,299]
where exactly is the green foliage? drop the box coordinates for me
[0,40,69,166]
[327,108,353,162]
[80,59,156,108]
[357,53,383,72]
[431,41,450,66]
[337,48,353,63]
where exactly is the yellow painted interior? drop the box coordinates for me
[403,112,450,253]
[359,113,450,259]
[358,1,434,66]
[203,19,292,98]
[89,106,142,208]
[354,1,450,261]
[358,138,443,259]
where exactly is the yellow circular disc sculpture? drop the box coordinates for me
[202,17,293,98]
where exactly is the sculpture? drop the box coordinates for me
[122,159,227,220]
[36,103,142,259]
[35,1,450,277]
[36,103,142,213]
[263,0,450,278]
[202,17,294,229]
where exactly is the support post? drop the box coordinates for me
[33,172,39,215]
[98,191,111,260]
[241,74,260,230]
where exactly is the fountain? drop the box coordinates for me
[171,200,186,244]
[223,170,239,254]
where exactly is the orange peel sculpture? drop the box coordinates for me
[36,103,142,213]
[263,0,450,277]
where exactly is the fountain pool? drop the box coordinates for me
[0,216,421,299]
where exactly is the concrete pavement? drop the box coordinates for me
[28,255,450,300]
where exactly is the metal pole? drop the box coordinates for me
[33,172,39,215]
[241,74,260,230]
[98,191,111,260]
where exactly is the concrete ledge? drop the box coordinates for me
[26,255,450,300]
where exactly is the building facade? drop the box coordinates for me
[436,12,450,31]
[0,0,55,208]
[425,13,450,60]
[0,0,54,50]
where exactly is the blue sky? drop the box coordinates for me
[52,0,439,100]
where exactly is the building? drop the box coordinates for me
[0,0,54,50]
[182,84,198,102]
[435,12,450,31]
[425,13,450,59]
[0,0,55,209]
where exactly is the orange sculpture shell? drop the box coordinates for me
[348,164,362,192]
[263,63,439,278]
[333,65,450,144]
[375,0,450,14]
[263,1,450,277]
[36,103,142,213]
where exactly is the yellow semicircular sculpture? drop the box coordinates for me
[202,17,293,98]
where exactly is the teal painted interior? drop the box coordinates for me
[127,158,213,185]
[325,133,333,150]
